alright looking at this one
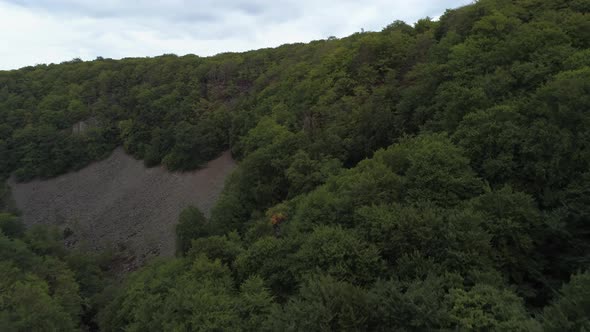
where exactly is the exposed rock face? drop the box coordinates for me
[9,148,236,269]
[72,117,100,135]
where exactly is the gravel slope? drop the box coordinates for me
[9,148,236,269]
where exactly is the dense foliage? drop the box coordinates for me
[1,0,590,330]
[0,213,114,331]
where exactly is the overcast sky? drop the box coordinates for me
[1,0,470,70]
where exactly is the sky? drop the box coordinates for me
[0,0,471,70]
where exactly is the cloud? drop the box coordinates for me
[0,0,470,70]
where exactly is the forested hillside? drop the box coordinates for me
[1,0,590,330]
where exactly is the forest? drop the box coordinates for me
[1,0,590,330]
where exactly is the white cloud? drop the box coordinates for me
[0,0,470,70]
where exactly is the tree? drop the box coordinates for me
[543,272,590,332]
[0,231,85,331]
[369,274,461,331]
[235,236,299,299]
[294,226,385,285]
[271,275,373,332]
[238,276,276,332]
[0,277,78,332]
[188,231,243,267]
[448,284,541,331]
[285,150,341,197]
[99,256,241,332]
[0,213,25,239]
[354,203,492,274]
[453,105,524,186]
[468,187,544,299]
[176,206,209,256]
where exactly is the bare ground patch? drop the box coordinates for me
[8,148,236,270]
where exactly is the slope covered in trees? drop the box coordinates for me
[1,0,590,330]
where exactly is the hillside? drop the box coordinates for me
[1,0,590,330]
[8,148,235,270]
